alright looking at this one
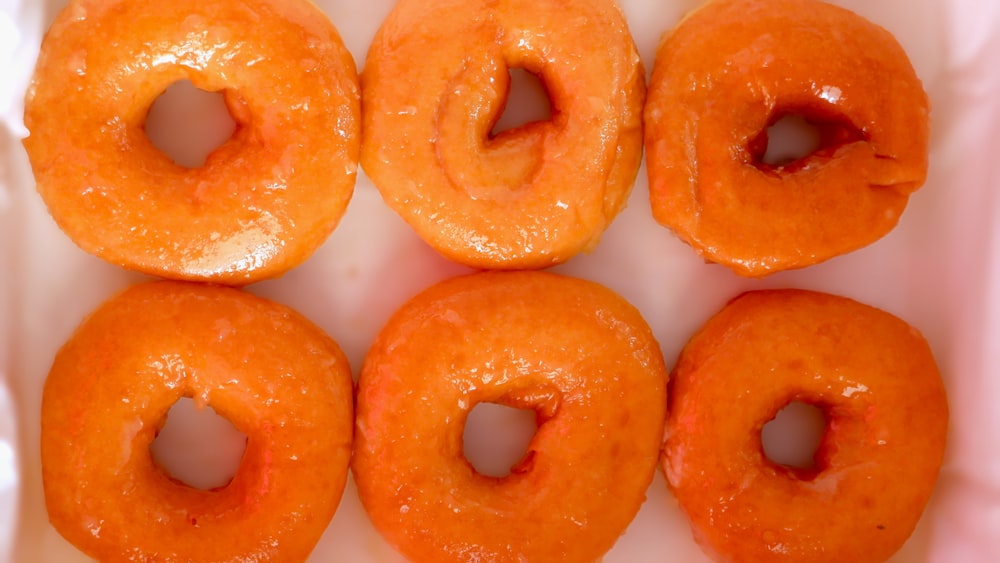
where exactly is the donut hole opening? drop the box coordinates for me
[760,115,822,166]
[145,80,237,168]
[462,402,539,478]
[761,401,827,479]
[750,112,865,170]
[150,397,248,490]
[490,67,552,138]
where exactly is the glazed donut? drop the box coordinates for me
[663,289,948,562]
[644,0,930,277]
[360,0,644,269]
[23,0,360,284]
[41,281,354,562]
[353,271,667,562]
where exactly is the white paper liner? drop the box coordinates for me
[1,0,998,561]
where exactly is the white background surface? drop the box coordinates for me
[1,0,999,561]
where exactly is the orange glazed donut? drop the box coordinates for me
[644,0,930,277]
[41,281,354,562]
[353,271,667,562]
[23,0,360,284]
[361,0,645,269]
[664,290,948,562]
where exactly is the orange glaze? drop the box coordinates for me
[360,0,645,269]
[353,271,667,562]
[644,0,930,277]
[664,290,948,562]
[41,281,354,562]
[23,0,360,284]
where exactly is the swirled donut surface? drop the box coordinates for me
[361,0,644,269]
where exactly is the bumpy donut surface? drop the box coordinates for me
[664,289,948,562]
[353,271,667,562]
[41,281,354,562]
[23,0,360,284]
[361,0,645,269]
[645,0,930,277]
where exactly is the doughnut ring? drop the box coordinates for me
[664,289,948,562]
[41,281,354,561]
[23,0,360,284]
[353,271,667,562]
[360,0,645,269]
[644,0,930,277]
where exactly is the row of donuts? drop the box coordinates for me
[41,272,947,562]
[23,0,930,284]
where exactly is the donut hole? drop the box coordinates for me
[150,397,248,490]
[750,111,865,170]
[145,80,237,168]
[462,402,539,478]
[490,67,552,138]
[760,115,821,166]
[761,401,827,479]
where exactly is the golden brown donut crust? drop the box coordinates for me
[645,0,930,277]
[23,0,360,284]
[664,289,948,562]
[361,0,645,269]
[353,271,667,562]
[41,281,354,562]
